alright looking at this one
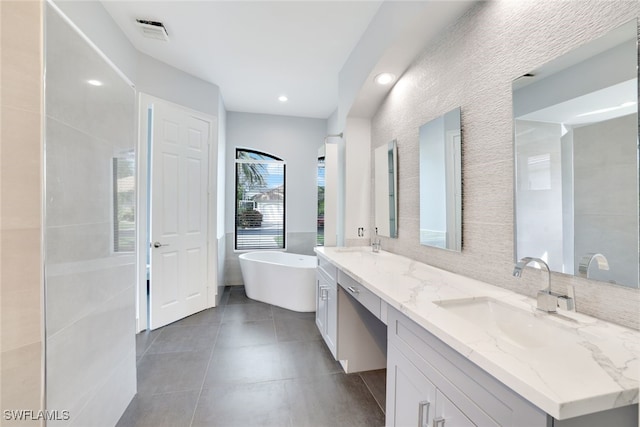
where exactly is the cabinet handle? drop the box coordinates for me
[347,286,359,294]
[418,401,430,427]
[432,417,445,427]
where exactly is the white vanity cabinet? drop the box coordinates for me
[316,247,639,427]
[387,307,547,427]
[316,256,338,358]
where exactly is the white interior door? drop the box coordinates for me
[149,100,210,329]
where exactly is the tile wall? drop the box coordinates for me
[44,5,136,426]
[370,0,640,329]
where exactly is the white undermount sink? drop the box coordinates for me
[436,297,577,350]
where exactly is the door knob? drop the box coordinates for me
[151,241,168,248]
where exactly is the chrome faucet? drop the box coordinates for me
[371,229,381,253]
[513,257,556,312]
[578,252,609,279]
[513,257,575,313]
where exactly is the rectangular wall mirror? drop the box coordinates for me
[374,140,398,238]
[513,20,639,288]
[419,107,462,251]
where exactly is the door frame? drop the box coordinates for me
[136,93,218,332]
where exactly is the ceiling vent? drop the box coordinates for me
[135,19,169,41]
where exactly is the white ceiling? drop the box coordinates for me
[101,1,384,118]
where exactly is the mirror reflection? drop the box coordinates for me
[513,20,638,288]
[419,107,462,251]
[374,140,398,238]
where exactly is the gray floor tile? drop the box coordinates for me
[137,350,211,395]
[116,390,199,427]
[135,329,161,357]
[359,369,387,413]
[274,314,321,343]
[285,373,385,427]
[222,301,273,323]
[227,287,254,305]
[171,307,225,327]
[272,305,316,320]
[192,382,292,427]
[120,295,387,427]
[215,319,277,348]
[279,340,342,379]
[204,343,284,385]
[146,324,219,354]
[218,287,231,306]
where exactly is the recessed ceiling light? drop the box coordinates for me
[374,73,396,85]
[87,79,103,86]
[278,95,288,102]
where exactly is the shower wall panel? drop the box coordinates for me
[44,5,136,426]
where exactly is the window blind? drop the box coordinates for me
[235,149,286,250]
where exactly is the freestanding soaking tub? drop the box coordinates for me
[238,251,317,312]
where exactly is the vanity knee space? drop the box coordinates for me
[316,260,386,373]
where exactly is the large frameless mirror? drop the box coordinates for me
[374,140,398,238]
[419,107,462,251]
[513,20,639,288]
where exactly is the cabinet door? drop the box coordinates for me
[434,390,475,427]
[325,282,338,358]
[316,273,328,334]
[316,269,337,359]
[387,344,436,427]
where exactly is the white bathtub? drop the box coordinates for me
[238,251,317,312]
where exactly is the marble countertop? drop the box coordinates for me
[314,246,639,420]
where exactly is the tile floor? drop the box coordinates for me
[117,286,386,427]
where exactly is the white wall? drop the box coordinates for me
[370,0,640,330]
[224,112,326,285]
[136,53,220,117]
[216,96,227,303]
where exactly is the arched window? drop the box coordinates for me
[235,149,286,250]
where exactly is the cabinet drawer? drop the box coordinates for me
[317,254,336,280]
[338,270,380,319]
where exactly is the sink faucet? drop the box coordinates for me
[513,257,556,312]
[371,229,381,253]
[513,257,575,313]
[578,252,609,279]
